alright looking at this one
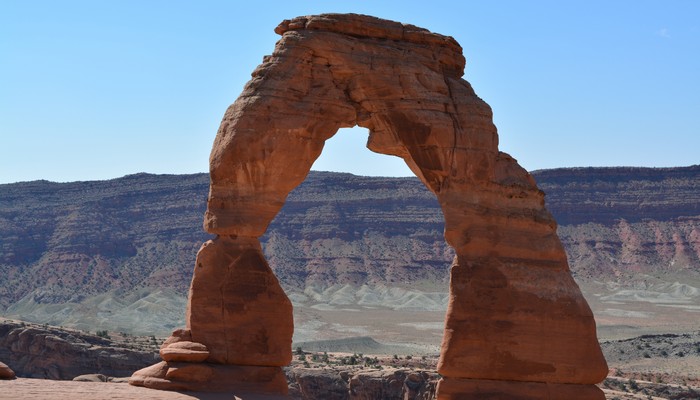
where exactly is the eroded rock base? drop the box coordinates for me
[187,236,294,366]
[436,378,605,400]
[129,361,288,395]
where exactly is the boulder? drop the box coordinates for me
[0,361,16,379]
[159,328,192,349]
[130,361,288,394]
[159,341,209,363]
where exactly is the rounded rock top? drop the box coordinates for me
[274,13,462,51]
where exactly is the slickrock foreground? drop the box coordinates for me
[0,378,281,400]
[131,13,608,398]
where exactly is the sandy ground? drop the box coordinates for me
[3,278,699,400]
[579,280,700,341]
[291,278,700,350]
[0,379,289,400]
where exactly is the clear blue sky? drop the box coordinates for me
[1,1,698,184]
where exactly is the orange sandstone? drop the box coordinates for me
[131,13,608,398]
[0,361,16,380]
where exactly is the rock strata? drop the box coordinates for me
[130,360,288,394]
[2,166,698,328]
[132,13,607,398]
[159,341,209,363]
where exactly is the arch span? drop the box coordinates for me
[131,14,607,399]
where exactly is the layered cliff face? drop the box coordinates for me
[0,173,210,310]
[0,175,207,335]
[0,166,698,334]
[263,172,452,294]
[535,167,700,281]
[535,167,700,225]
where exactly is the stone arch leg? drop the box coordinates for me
[130,122,355,394]
[367,84,608,397]
[130,21,360,393]
[432,158,608,399]
[127,242,292,394]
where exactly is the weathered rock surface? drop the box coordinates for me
[0,360,16,379]
[160,341,209,363]
[72,373,108,382]
[0,319,159,380]
[286,367,438,400]
[0,368,439,400]
[186,236,293,366]
[129,360,289,394]
[130,235,295,392]
[2,377,286,400]
[349,369,438,400]
[287,368,349,399]
[137,11,606,398]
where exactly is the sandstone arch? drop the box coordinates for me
[131,14,608,399]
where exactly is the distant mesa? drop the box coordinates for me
[129,13,607,399]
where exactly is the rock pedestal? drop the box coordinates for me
[130,237,292,394]
[131,13,608,398]
[186,236,293,367]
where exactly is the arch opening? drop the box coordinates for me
[257,124,453,351]
[310,126,413,177]
[262,129,453,348]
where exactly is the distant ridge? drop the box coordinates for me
[532,165,700,225]
[532,164,700,175]
[1,166,698,333]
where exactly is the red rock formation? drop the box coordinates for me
[0,361,16,380]
[131,13,608,397]
[186,237,293,367]
[130,238,293,393]
[436,378,606,400]
[159,341,209,363]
